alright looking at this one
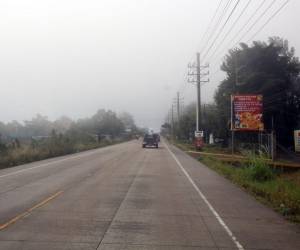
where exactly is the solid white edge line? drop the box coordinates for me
[164,142,245,250]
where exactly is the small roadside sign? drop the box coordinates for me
[194,130,204,138]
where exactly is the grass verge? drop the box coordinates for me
[0,139,127,170]
[200,155,300,223]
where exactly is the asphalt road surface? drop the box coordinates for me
[0,140,299,250]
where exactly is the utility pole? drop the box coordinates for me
[173,92,184,124]
[196,53,201,130]
[171,105,174,139]
[175,92,181,138]
[177,92,180,122]
[173,92,184,139]
[188,52,209,133]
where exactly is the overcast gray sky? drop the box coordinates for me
[0,0,299,131]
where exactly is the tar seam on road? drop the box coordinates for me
[163,142,245,250]
[96,152,147,250]
[0,190,63,230]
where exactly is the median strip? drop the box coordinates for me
[0,190,63,230]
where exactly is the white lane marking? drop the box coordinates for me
[164,142,245,250]
[0,147,109,179]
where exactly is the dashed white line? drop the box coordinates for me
[164,142,245,250]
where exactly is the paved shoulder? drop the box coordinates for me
[167,142,300,250]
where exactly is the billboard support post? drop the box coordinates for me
[271,130,274,161]
[270,115,275,161]
[231,130,235,155]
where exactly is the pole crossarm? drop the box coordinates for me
[187,53,210,132]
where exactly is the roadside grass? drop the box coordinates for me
[0,139,126,170]
[173,139,232,154]
[201,144,232,154]
[171,140,300,222]
[200,155,300,223]
[172,140,195,151]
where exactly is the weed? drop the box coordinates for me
[199,155,300,223]
[246,155,275,182]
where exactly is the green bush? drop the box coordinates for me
[0,135,127,169]
[246,154,275,182]
[199,155,300,222]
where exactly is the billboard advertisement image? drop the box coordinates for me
[231,95,264,131]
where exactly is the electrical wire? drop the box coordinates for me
[236,0,278,44]
[208,0,290,80]
[202,0,241,62]
[210,0,267,64]
[197,0,224,50]
[182,0,233,99]
[200,0,234,54]
[208,0,252,62]
[208,0,276,65]
[246,0,290,43]
[179,0,290,111]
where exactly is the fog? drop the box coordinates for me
[0,0,299,131]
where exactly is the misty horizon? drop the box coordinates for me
[1,0,299,131]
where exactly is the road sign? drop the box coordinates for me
[195,130,203,138]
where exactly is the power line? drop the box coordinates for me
[184,0,228,75]
[208,0,252,61]
[202,0,241,62]
[209,0,290,78]
[182,0,231,98]
[197,0,223,50]
[246,0,290,43]
[200,0,234,54]
[211,0,267,64]
[181,0,289,103]
[236,0,278,44]
[206,0,277,65]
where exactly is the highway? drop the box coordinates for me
[0,140,299,250]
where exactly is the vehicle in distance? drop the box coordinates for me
[142,133,159,148]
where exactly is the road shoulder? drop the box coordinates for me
[166,142,300,250]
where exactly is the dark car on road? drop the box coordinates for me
[142,134,159,148]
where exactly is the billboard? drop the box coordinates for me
[231,95,264,131]
[294,130,300,152]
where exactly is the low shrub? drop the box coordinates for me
[246,155,275,182]
[0,137,126,169]
[199,155,300,222]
